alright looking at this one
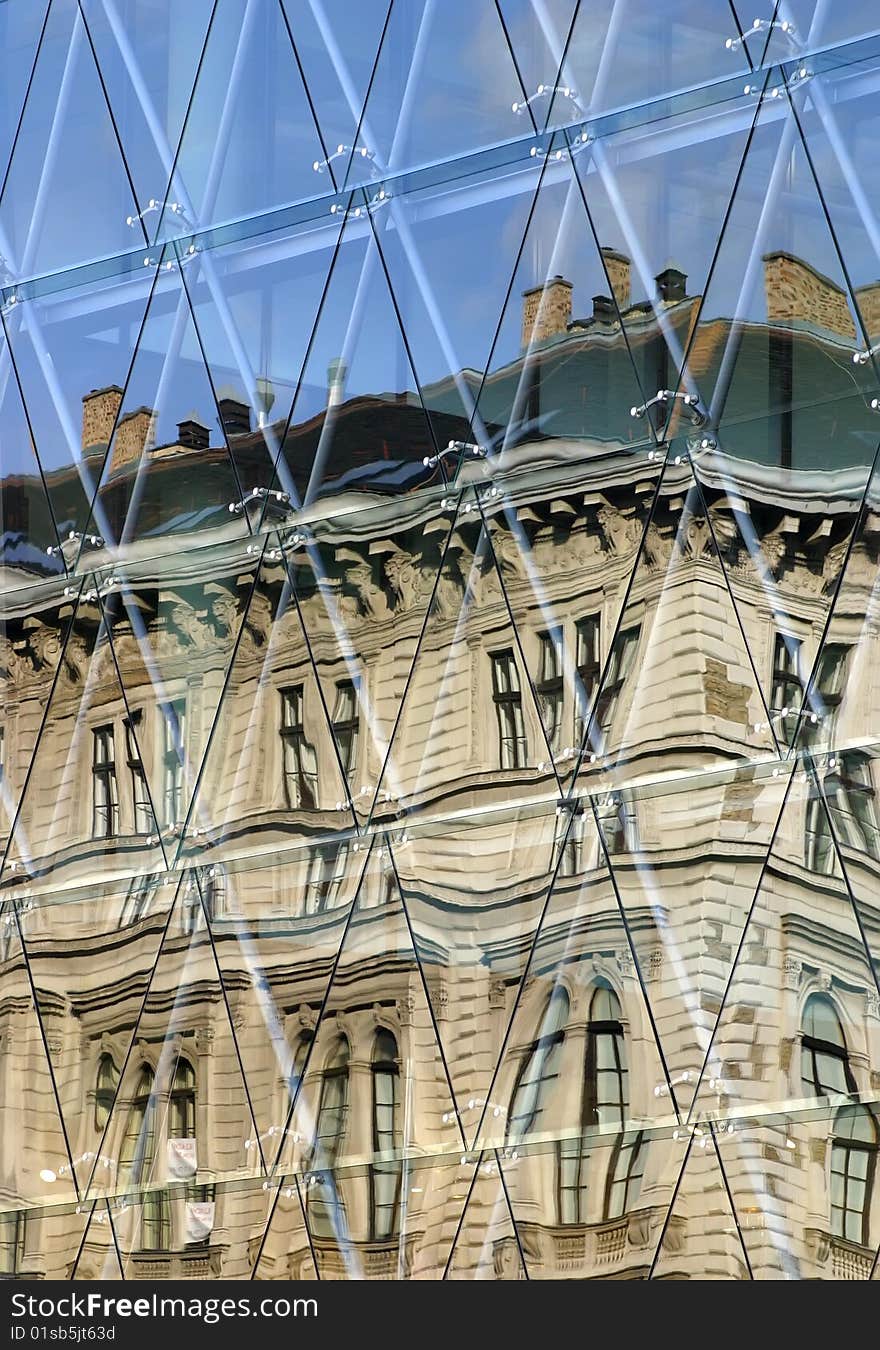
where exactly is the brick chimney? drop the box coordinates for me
[855,279,880,337]
[177,417,210,451]
[82,386,123,451]
[763,251,856,339]
[109,407,156,472]
[521,275,573,348]
[218,396,251,437]
[600,248,631,311]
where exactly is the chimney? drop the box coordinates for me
[521,275,573,348]
[109,407,156,472]
[656,266,688,305]
[177,417,210,451]
[592,294,617,323]
[327,357,347,408]
[763,251,856,339]
[600,248,631,312]
[82,386,123,451]
[217,396,251,437]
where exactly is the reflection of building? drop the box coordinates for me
[1,246,880,1283]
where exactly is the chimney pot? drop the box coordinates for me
[177,418,210,451]
[217,396,251,437]
[655,266,688,304]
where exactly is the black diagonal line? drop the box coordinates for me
[386,837,468,1154]
[711,1123,755,1279]
[294,1173,322,1280]
[99,591,170,872]
[83,876,186,1199]
[685,760,798,1121]
[465,789,594,1151]
[0,306,65,564]
[566,454,667,787]
[0,0,53,209]
[367,199,442,462]
[341,0,394,190]
[567,136,663,431]
[493,0,538,137]
[646,1129,695,1278]
[726,0,755,71]
[11,899,81,1202]
[176,544,268,864]
[107,1197,126,1280]
[787,79,880,373]
[76,0,149,249]
[363,493,464,829]
[643,71,770,437]
[280,542,359,827]
[476,492,564,796]
[496,1148,530,1279]
[72,250,165,570]
[441,1152,483,1279]
[268,837,378,1175]
[467,147,551,449]
[588,793,681,1118]
[70,1198,97,1278]
[869,1233,880,1281]
[685,452,783,756]
[249,1175,284,1280]
[152,0,220,244]
[541,0,582,135]
[811,761,880,1007]
[277,0,340,195]
[194,868,267,1174]
[0,576,86,876]
[176,246,249,512]
[790,441,880,756]
[259,196,351,523]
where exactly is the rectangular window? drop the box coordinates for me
[0,1210,26,1275]
[555,803,584,878]
[162,700,186,828]
[331,680,359,777]
[574,615,601,745]
[92,725,118,838]
[119,872,159,927]
[491,650,528,769]
[803,643,849,744]
[595,626,640,747]
[771,634,802,745]
[804,790,835,875]
[281,686,318,809]
[824,753,880,860]
[305,843,349,915]
[124,712,152,835]
[536,630,563,754]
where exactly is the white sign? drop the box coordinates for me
[185,1201,215,1244]
[167,1136,197,1180]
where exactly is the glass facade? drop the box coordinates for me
[0,0,879,1282]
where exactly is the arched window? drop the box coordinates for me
[119,1066,169,1251]
[170,1061,196,1138]
[95,1055,118,1131]
[831,1105,878,1245]
[801,994,857,1097]
[370,1030,402,1241]
[307,1039,350,1239]
[507,987,569,1145]
[556,981,644,1223]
